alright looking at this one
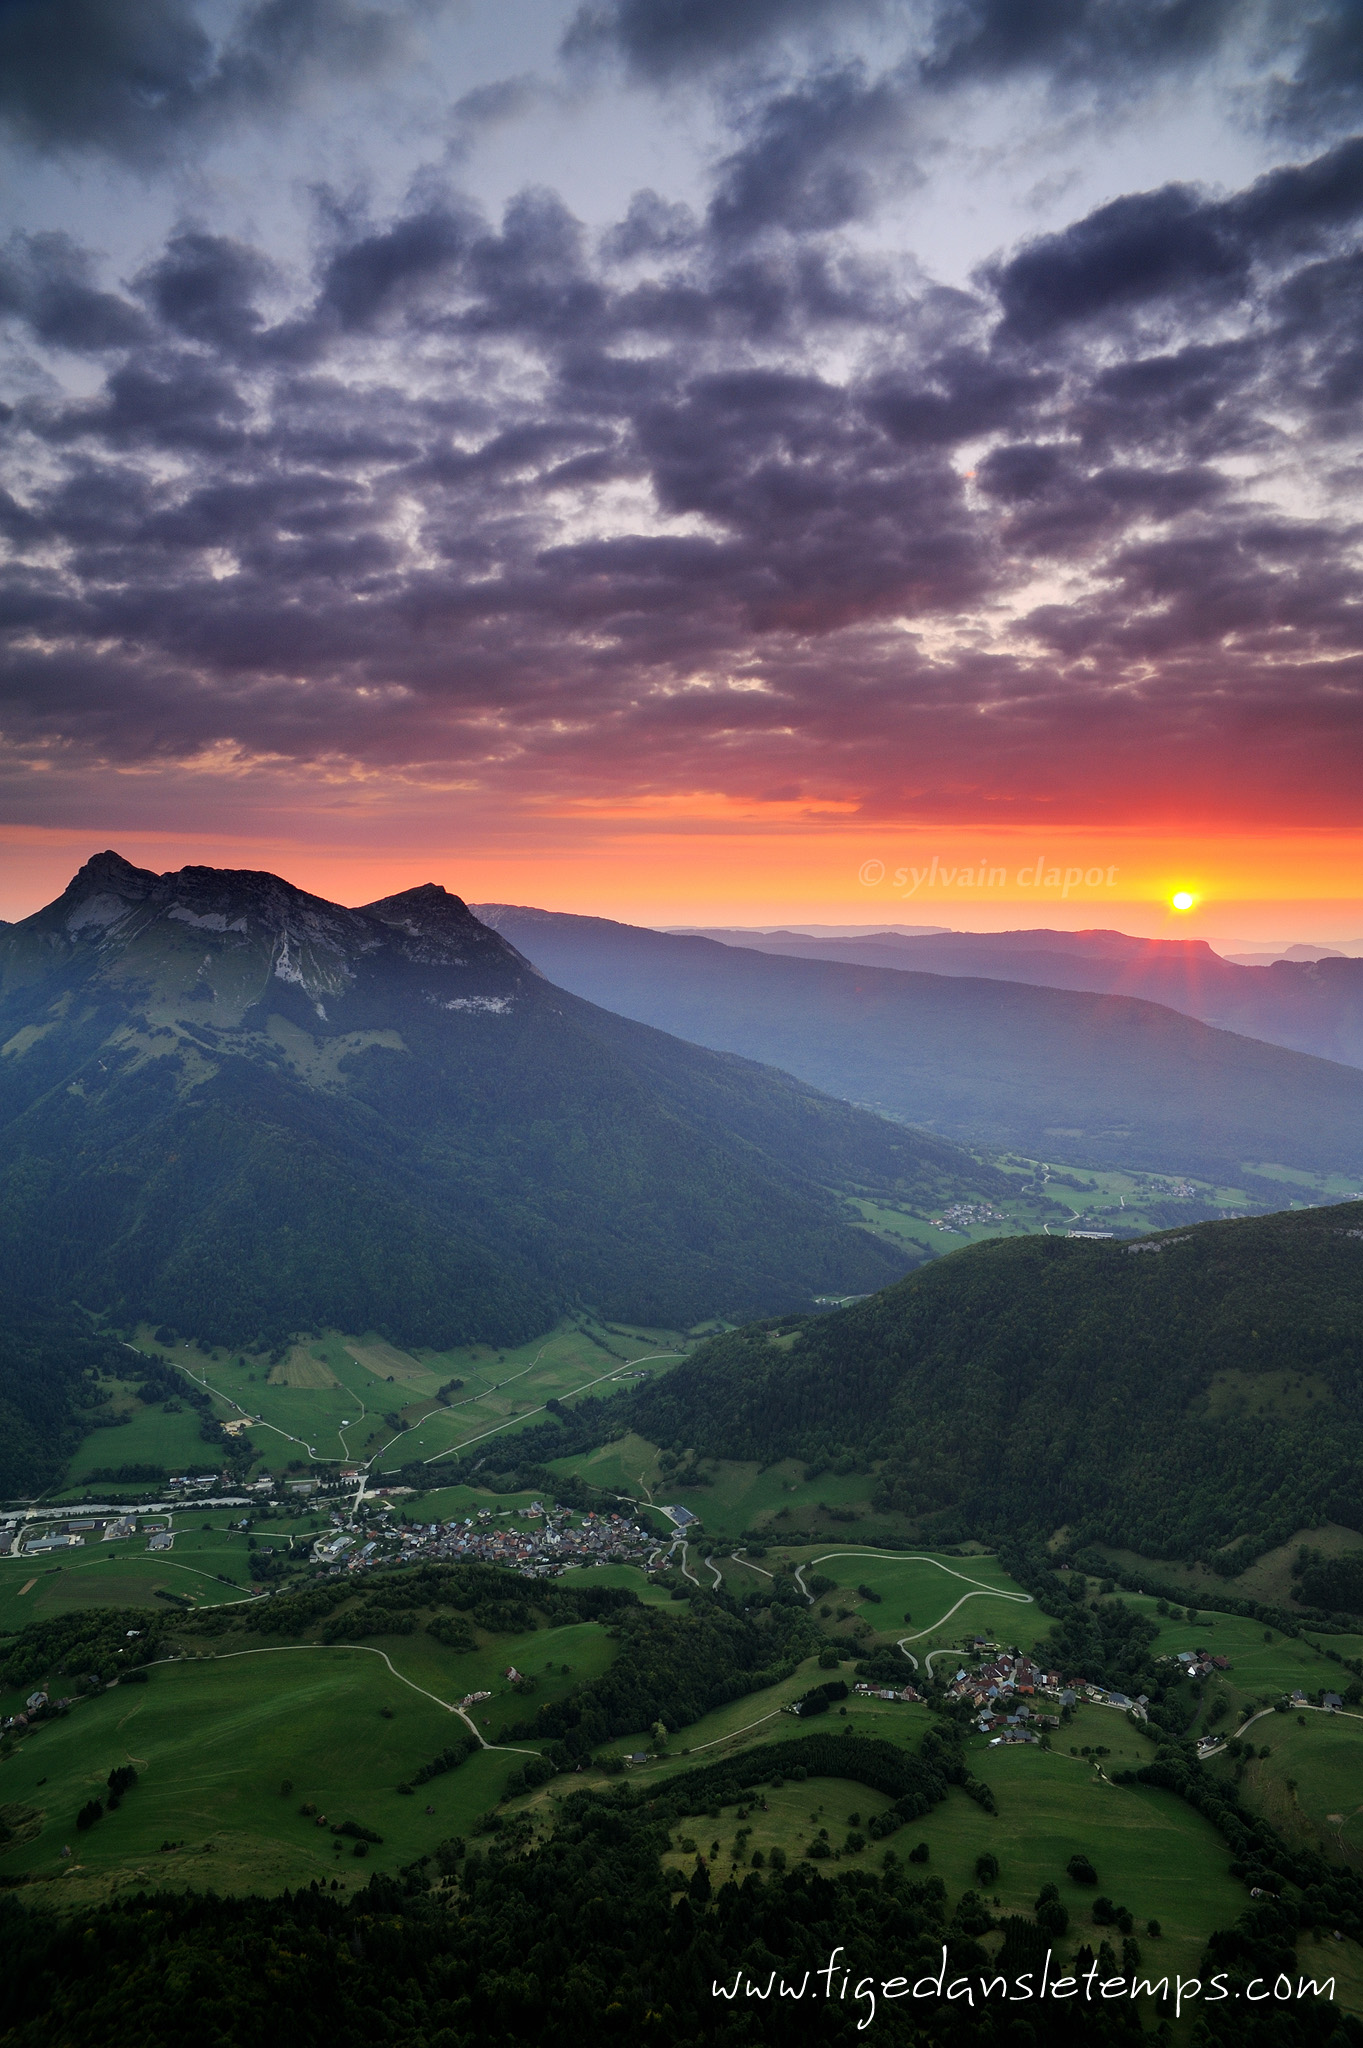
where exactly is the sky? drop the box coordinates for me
[2,0,1363,941]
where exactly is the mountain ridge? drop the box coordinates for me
[662,922,1363,1068]
[0,854,995,1353]
[472,904,1363,1184]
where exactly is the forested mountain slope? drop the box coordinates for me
[472,907,1363,1182]
[0,853,988,1350]
[623,1204,1363,1562]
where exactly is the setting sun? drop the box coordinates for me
[1171,890,1197,911]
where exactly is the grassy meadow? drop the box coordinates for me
[1207,1707,1363,1863]
[56,1317,692,1492]
[0,1649,524,1903]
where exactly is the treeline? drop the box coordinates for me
[1292,1549,1363,1619]
[651,1725,987,1828]
[0,1608,164,1691]
[177,1561,640,1647]
[0,1294,144,1496]
[507,1591,818,1756]
[1117,1744,1363,1951]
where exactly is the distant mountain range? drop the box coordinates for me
[672,926,1363,1069]
[623,1201,1363,1562]
[0,854,998,1350]
[473,906,1363,1185]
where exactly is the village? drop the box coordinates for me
[311,1500,662,1577]
[940,1645,1159,1742]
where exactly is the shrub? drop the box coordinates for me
[908,1842,930,1864]
[976,1851,1000,1884]
[1067,1853,1098,1885]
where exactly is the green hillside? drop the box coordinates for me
[619,1204,1363,1562]
[0,854,998,1364]
[0,1298,139,1498]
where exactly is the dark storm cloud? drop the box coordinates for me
[707,65,914,241]
[561,0,875,81]
[0,232,151,352]
[565,0,1363,161]
[1264,1,1363,139]
[990,135,1363,340]
[0,0,434,161]
[564,0,1240,90]
[135,232,278,353]
[918,0,1240,91]
[2,127,1363,817]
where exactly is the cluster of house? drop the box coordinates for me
[930,1202,1008,1235]
[852,1681,922,1704]
[942,1645,1150,1740]
[310,1502,659,1580]
[1158,1649,1230,1681]
[1,1689,76,1736]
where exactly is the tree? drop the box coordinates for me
[106,1766,137,1809]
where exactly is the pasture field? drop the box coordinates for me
[381,1483,550,1520]
[1085,1520,1363,1613]
[553,1437,908,1542]
[351,1616,619,1745]
[903,1746,1248,1979]
[87,1318,689,1485]
[784,1547,1044,1660]
[61,1395,218,1488]
[644,1734,1242,1980]
[0,1527,268,1636]
[552,1563,674,1606]
[0,1649,525,1902]
[1208,1708,1363,1864]
[518,1694,1363,2012]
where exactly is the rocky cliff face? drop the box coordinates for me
[4,851,531,1033]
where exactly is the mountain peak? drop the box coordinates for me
[360,883,531,970]
[364,882,471,920]
[76,849,157,890]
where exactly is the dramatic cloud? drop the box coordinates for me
[2,107,1362,835]
[0,0,435,161]
[1,1,1362,868]
[566,0,1363,131]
